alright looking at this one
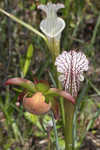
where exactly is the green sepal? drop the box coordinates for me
[19,82,36,93]
[35,83,49,93]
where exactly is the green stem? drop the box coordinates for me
[47,38,60,63]
[64,101,75,150]
[47,35,66,150]
[47,37,65,128]
[58,82,65,127]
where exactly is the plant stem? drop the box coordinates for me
[47,37,65,127]
[58,83,65,127]
[47,35,65,150]
[47,38,60,63]
[64,100,75,150]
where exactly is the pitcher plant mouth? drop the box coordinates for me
[55,50,89,97]
[38,2,65,40]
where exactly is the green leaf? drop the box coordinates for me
[19,82,36,93]
[23,44,34,77]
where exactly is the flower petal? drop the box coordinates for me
[58,74,66,82]
[5,78,35,93]
[23,92,51,115]
[5,77,33,85]
[49,88,75,104]
[38,2,64,17]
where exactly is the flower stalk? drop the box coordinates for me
[55,50,89,150]
[64,100,75,150]
[47,38,60,63]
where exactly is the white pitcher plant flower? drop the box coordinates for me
[55,50,89,97]
[38,2,65,41]
[38,2,65,60]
